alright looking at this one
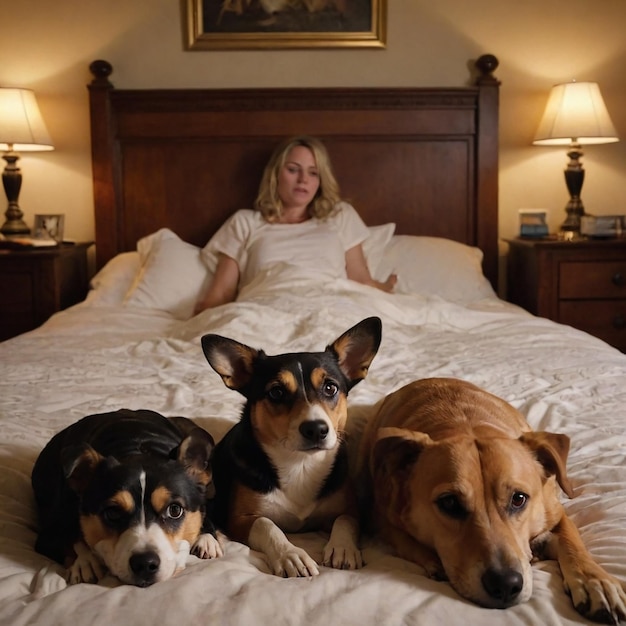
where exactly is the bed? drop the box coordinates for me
[1,53,625,626]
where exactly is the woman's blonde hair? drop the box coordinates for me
[254,135,341,222]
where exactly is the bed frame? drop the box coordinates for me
[88,54,500,288]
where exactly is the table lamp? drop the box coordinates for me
[533,81,618,237]
[0,88,54,235]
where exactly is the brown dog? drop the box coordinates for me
[359,377,626,623]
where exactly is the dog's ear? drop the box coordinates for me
[61,443,111,495]
[201,334,260,391]
[327,317,382,389]
[371,427,432,526]
[373,427,433,474]
[175,427,216,497]
[519,431,574,498]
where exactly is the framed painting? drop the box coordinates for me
[185,0,387,50]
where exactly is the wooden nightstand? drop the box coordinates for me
[506,237,626,351]
[0,242,93,341]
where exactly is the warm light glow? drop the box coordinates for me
[533,81,619,146]
[0,88,54,152]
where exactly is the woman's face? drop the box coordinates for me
[277,145,320,213]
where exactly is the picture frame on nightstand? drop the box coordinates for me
[518,209,548,238]
[33,214,65,243]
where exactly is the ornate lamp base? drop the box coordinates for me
[559,142,586,237]
[1,151,30,236]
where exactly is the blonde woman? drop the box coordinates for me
[195,135,396,313]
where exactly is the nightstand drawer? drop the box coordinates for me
[506,237,626,351]
[0,242,93,341]
[559,300,626,350]
[0,270,37,337]
[560,261,626,299]
[0,271,34,308]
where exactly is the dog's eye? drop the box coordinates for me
[102,506,125,526]
[322,381,338,398]
[267,384,285,402]
[510,492,528,512]
[436,494,467,520]
[166,503,184,520]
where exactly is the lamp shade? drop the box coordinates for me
[533,81,619,146]
[0,88,54,152]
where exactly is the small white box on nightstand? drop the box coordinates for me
[580,215,624,238]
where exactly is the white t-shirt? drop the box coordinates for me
[203,202,369,289]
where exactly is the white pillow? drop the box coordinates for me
[86,251,142,306]
[362,223,395,275]
[124,229,212,319]
[375,235,496,303]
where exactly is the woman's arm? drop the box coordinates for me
[194,253,240,314]
[345,244,397,293]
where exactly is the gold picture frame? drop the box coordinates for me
[185,1,386,50]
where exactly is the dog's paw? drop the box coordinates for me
[269,547,320,578]
[421,558,448,582]
[323,514,363,570]
[564,564,626,624]
[66,544,106,585]
[192,533,224,559]
[322,541,363,570]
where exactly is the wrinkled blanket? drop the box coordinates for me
[1,270,625,626]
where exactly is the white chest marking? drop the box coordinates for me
[261,446,336,530]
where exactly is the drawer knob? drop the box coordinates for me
[614,314,626,329]
[612,272,625,287]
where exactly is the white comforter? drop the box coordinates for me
[1,269,625,626]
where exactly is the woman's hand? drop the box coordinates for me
[345,244,397,293]
[379,273,398,293]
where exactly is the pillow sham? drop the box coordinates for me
[375,235,496,303]
[362,223,395,275]
[124,229,211,319]
[86,251,142,306]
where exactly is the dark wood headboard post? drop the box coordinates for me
[87,60,118,270]
[474,54,501,290]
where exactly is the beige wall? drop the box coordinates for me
[2,0,625,284]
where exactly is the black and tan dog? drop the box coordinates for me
[359,377,626,623]
[201,316,382,577]
[31,408,221,587]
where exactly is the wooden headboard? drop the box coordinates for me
[88,55,500,288]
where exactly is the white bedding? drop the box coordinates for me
[1,258,625,626]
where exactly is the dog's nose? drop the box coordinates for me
[129,550,161,583]
[299,420,329,443]
[481,567,523,606]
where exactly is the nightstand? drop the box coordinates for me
[0,242,93,341]
[506,237,626,351]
